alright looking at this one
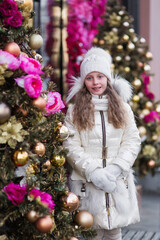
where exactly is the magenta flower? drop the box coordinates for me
[44,92,65,116]
[144,111,160,123]
[15,74,42,98]
[29,189,55,212]
[142,73,155,100]
[3,11,23,28]
[0,50,20,70]
[3,182,27,206]
[19,55,44,75]
[0,0,23,28]
[0,0,18,17]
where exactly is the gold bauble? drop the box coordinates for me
[132,95,140,102]
[132,79,142,89]
[51,155,65,167]
[92,38,98,44]
[123,21,129,27]
[61,192,79,212]
[140,37,146,44]
[127,42,135,50]
[125,56,131,61]
[35,215,53,233]
[129,28,135,33]
[26,164,36,176]
[152,134,158,141]
[145,101,153,109]
[26,210,39,223]
[141,109,150,116]
[29,34,43,50]
[13,149,29,166]
[59,125,69,141]
[32,96,46,111]
[138,126,147,137]
[34,142,46,157]
[148,160,156,168]
[115,56,122,62]
[146,51,153,59]
[124,66,130,73]
[42,160,52,172]
[122,34,129,41]
[116,45,123,51]
[155,104,160,113]
[4,42,20,57]
[0,103,11,124]
[99,40,104,45]
[144,64,151,72]
[74,210,93,229]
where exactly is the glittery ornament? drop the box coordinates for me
[35,215,53,233]
[138,126,147,137]
[60,192,79,212]
[13,149,29,166]
[51,155,65,167]
[34,142,46,157]
[74,211,93,229]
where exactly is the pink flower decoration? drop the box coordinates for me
[15,74,42,98]
[44,92,65,116]
[0,50,20,70]
[3,11,23,28]
[19,55,44,75]
[144,111,160,123]
[3,182,27,206]
[0,0,23,28]
[142,73,155,100]
[29,189,55,212]
[0,0,18,17]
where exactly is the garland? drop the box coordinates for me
[66,0,107,90]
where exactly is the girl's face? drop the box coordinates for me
[84,72,108,96]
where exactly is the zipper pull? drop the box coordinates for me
[81,183,86,198]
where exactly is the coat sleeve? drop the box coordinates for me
[63,105,102,182]
[112,103,141,172]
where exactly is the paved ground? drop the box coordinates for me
[125,190,160,233]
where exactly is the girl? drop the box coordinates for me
[63,47,141,240]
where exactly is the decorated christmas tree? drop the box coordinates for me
[0,0,95,239]
[94,0,160,176]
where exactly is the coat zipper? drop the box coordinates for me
[100,110,111,229]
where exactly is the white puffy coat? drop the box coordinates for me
[63,90,141,230]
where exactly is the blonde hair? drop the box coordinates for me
[73,80,128,131]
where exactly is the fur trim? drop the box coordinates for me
[66,77,83,103]
[112,75,133,102]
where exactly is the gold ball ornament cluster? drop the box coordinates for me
[29,34,43,50]
[34,142,46,157]
[13,149,29,166]
[60,192,79,212]
[51,155,65,167]
[35,215,53,233]
[4,42,20,57]
[74,210,93,229]
[0,103,11,124]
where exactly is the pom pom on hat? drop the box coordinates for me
[80,47,112,81]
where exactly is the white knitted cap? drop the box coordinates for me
[80,47,112,81]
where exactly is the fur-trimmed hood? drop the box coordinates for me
[66,75,133,103]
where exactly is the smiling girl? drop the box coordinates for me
[63,47,141,240]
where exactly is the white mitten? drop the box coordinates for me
[90,168,116,193]
[104,164,122,178]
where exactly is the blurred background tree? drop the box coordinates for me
[94,0,160,176]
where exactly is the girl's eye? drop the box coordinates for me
[86,76,92,80]
[98,75,103,79]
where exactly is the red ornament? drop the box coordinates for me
[4,42,20,57]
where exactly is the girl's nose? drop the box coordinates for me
[93,77,98,84]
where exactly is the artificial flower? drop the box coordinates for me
[44,92,65,116]
[0,116,28,149]
[3,10,23,28]
[28,189,55,212]
[3,182,27,205]
[0,0,23,28]
[19,54,44,75]
[15,74,42,98]
[142,73,155,100]
[0,50,20,70]
[144,111,160,124]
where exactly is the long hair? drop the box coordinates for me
[73,80,128,131]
